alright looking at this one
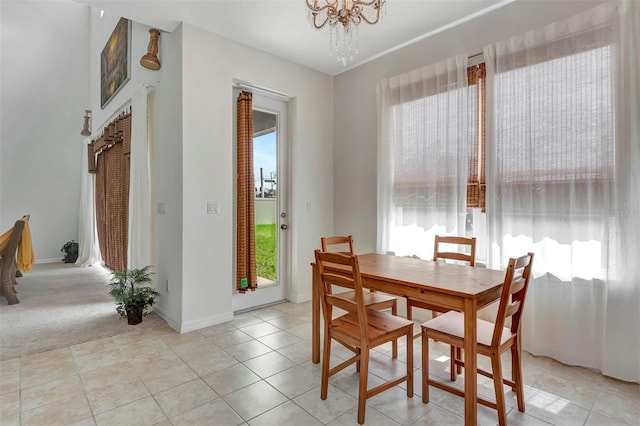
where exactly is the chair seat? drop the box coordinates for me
[331,309,414,345]
[422,311,514,348]
[337,290,396,307]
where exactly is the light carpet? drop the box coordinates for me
[0,262,166,361]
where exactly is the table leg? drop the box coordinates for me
[464,299,478,426]
[312,262,320,364]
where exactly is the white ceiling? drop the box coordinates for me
[74,0,517,76]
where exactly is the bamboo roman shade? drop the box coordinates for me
[466,63,486,212]
[236,91,257,292]
[93,112,131,272]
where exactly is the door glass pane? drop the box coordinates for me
[253,110,278,285]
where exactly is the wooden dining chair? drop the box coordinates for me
[407,235,477,323]
[421,252,534,426]
[321,235,399,358]
[406,235,476,374]
[315,249,414,425]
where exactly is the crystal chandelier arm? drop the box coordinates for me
[354,0,384,25]
[358,9,381,25]
[306,0,338,29]
[352,0,381,6]
[310,12,330,29]
[305,0,338,12]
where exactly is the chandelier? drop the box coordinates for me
[306,0,386,66]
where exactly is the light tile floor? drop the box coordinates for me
[1,301,638,425]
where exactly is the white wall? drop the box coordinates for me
[179,24,333,331]
[332,0,609,254]
[89,10,184,327]
[150,25,184,329]
[0,1,90,261]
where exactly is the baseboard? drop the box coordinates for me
[35,258,63,264]
[235,300,288,315]
[152,307,181,332]
[177,311,234,334]
[288,293,311,304]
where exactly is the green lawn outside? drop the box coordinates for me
[255,224,277,280]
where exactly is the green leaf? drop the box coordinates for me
[107,265,160,319]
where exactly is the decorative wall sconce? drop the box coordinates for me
[81,109,92,136]
[140,28,161,70]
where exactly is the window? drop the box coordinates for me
[495,47,613,184]
[390,64,486,211]
[392,86,474,203]
[491,45,614,217]
[377,55,474,259]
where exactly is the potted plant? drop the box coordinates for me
[107,265,160,325]
[61,240,79,263]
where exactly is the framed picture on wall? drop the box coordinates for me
[100,18,131,109]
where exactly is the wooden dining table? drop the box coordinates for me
[311,253,506,426]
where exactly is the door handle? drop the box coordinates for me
[280,224,288,230]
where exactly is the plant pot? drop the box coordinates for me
[126,307,143,325]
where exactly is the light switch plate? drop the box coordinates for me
[207,201,220,214]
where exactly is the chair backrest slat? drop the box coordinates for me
[504,300,522,319]
[491,252,534,348]
[321,235,355,255]
[320,236,360,284]
[326,294,357,312]
[1,219,25,262]
[434,252,472,263]
[3,220,25,255]
[509,278,526,296]
[322,272,355,290]
[433,236,476,266]
[315,249,369,342]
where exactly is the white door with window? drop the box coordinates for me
[233,89,289,312]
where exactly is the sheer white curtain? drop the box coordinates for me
[484,1,639,382]
[377,55,473,259]
[127,85,152,269]
[75,138,102,267]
